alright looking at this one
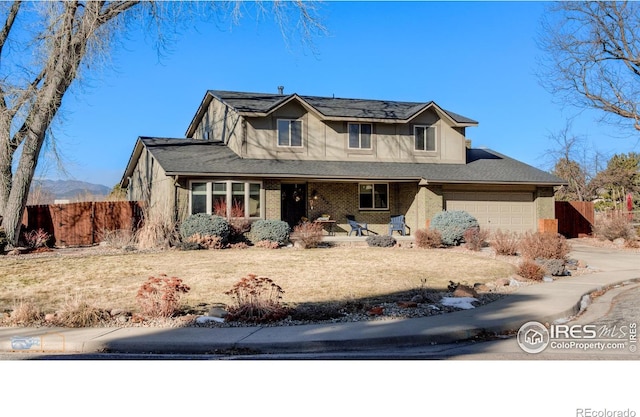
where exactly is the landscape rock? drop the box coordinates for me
[367,306,384,316]
[44,313,56,322]
[422,293,442,304]
[613,238,626,247]
[410,294,425,303]
[509,278,524,287]
[495,278,510,287]
[208,307,228,318]
[397,301,418,309]
[536,258,566,276]
[453,284,478,298]
[473,283,490,292]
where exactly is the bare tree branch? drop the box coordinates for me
[538,1,640,132]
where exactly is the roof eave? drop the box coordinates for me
[185,91,218,137]
[120,137,146,187]
[406,102,478,127]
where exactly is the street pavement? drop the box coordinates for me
[0,240,638,359]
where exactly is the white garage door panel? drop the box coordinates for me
[444,192,535,233]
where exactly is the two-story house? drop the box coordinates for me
[121,90,565,235]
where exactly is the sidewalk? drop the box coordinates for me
[1,242,638,355]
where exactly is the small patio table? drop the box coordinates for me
[313,219,336,236]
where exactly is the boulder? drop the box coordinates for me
[208,307,228,318]
[397,301,418,309]
[453,284,478,298]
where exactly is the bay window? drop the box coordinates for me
[190,180,262,218]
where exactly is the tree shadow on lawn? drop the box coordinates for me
[12,291,550,360]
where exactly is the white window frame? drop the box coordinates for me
[277,119,303,148]
[189,180,263,218]
[414,125,437,152]
[358,182,389,210]
[348,123,373,149]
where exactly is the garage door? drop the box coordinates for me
[444,192,536,233]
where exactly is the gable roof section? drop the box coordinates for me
[122,137,566,187]
[185,90,478,136]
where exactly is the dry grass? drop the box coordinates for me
[0,246,516,315]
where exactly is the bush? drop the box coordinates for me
[179,213,230,245]
[290,221,324,249]
[429,211,479,246]
[366,235,397,247]
[224,274,289,323]
[464,227,489,251]
[100,229,137,250]
[55,297,110,328]
[519,232,571,260]
[536,258,566,276]
[592,212,636,242]
[414,228,442,248]
[228,217,251,244]
[23,228,51,249]
[250,219,290,244]
[491,229,521,256]
[135,216,180,250]
[6,300,42,326]
[186,233,224,250]
[517,260,546,281]
[136,274,191,318]
[254,240,281,249]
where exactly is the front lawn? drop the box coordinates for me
[0,246,516,317]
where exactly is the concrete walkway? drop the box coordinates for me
[1,240,638,355]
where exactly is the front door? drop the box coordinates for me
[281,183,307,227]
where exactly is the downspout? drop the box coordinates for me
[173,175,180,223]
[241,118,247,158]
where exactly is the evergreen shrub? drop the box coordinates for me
[250,220,290,244]
[429,211,479,246]
[366,235,397,247]
[179,213,230,245]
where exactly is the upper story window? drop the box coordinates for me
[414,125,436,152]
[359,183,388,210]
[278,119,303,147]
[348,123,372,149]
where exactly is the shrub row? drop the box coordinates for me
[178,215,290,249]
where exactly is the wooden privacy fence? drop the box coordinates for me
[22,201,144,247]
[555,201,595,238]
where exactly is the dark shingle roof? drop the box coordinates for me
[131,137,564,186]
[209,90,478,125]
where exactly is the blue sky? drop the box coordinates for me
[42,1,640,187]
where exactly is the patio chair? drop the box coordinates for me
[388,214,409,236]
[346,215,371,236]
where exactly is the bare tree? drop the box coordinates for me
[0,1,325,246]
[538,2,640,131]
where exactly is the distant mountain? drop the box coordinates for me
[29,179,112,203]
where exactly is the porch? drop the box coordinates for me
[318,234,415,247]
